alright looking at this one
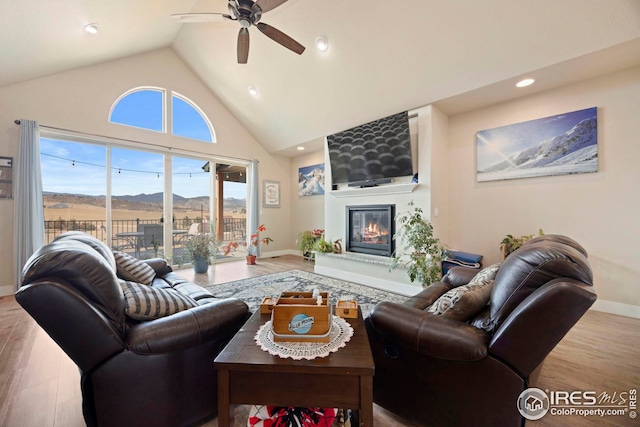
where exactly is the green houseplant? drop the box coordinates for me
[390,201,444,286]
[313,236,335,253]
[500,228,544,259]
[297,228,324,260]
[185,225,217,273]
[223,224,273,265]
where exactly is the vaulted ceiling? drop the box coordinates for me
[2,0,640,156]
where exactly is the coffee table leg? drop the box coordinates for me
[217,369,230,427]
[360,375,374,427]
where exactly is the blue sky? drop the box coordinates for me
[476,107,597,170]
[41,89,245,199]
[40,139,246,199]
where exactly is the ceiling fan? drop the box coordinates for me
[172,0,305,64]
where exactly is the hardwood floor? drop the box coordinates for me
[1,255,638,426]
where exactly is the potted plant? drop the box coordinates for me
[223,224,273,265]
[500,228,544,259]
[297,228,324,260]
[390,201,444,286]
[185,225,217,273]
[313,236,335,253]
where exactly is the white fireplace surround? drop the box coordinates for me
[314,252,422,296]
[317,106,439,296]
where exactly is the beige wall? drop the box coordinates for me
[0,48,292,296]
[289,146,325,253]
[443,66,640,314]
[2,46,638,315]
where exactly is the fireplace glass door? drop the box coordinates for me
[346,205,395,256]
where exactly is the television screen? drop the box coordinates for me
[327,111,413,185]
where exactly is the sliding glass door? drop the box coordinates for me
[111,147,164,258]
[40,138,107,244]
[40,135,252,265]
[172,156,213,264]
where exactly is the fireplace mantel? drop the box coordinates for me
[329,183,419,198]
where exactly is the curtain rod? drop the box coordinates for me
[13,119,251,165]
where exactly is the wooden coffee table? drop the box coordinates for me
[214,307,375,427]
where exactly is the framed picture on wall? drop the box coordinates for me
[476,107,597,182]
[0,157,13,199]
[298,163,325,196]
[263,180,280,208]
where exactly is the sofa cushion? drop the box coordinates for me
[113,251,156,285]
[119,279,198,321]
[427,263,500,321]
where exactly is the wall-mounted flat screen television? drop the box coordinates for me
[327,111,413,186]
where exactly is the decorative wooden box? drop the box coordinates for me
[260,296,276,314]
[271,291,331,342]
[335,300,358,318]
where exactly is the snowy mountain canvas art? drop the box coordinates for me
[476,107,597,182]
[298,163,325,196]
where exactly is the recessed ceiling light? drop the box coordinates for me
[248,86,259,97]
[516,78,535,88]
[297,146,305,151]
[83,23,99,34]
[315,36,329,52]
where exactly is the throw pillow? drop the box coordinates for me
[467,262,501,285]
[469,306,494,333]
[119,279,198,321]
[113,251,156,285]
[426,263,501,321]
[427,279,495,321]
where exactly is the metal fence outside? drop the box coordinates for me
[44,217,247,247]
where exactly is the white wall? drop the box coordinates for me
[0,48,292,296]
[443,66,640,315]
[289,145,325,253]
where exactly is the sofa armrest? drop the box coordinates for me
[16,280,125,372]
[126,298,249,354]
[404,282,452,310]
[142,258,173,276]
[442,266,479,287]
[369,301,489,361]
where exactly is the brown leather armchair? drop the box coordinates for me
[365,235,596,426]
[16,232,250,427]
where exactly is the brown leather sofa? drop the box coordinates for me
[365,235,596,426]
[16,232,250,427]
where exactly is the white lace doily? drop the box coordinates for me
[254,315,354,360]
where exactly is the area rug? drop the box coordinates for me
[205,269,408,317]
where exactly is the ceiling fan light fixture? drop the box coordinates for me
[315,36,329,52]
[248,86,260,97]
[516,78,535,88]
[83,23,99,34]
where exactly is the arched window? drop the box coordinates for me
[109,87,165,132]
[109,87,215,143]
[171,92,215,143]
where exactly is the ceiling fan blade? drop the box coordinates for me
[255,0,288,13]
[171,13,233,23]
[237,28,250,64]
[256,22,305,55]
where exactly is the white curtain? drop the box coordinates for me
[247,159,260,254]
[14,120,44,290]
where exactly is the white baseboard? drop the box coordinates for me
[314,265,422,296]
[591,299,640,319]
[261,249,299,258]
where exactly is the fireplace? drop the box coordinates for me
[345,204,395,256]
